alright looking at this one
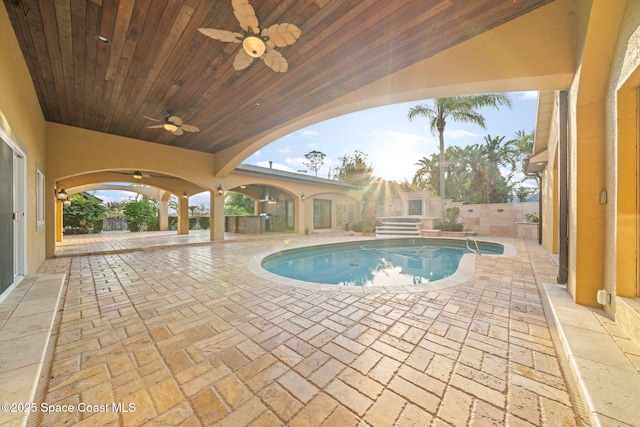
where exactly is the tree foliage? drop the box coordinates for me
[334,150,373,187]
[408,93,513,217]
[224,192,255,216]
[303,150,326,177]
[412,130,535,204]
[123,197,158,232]
[63,193,107,233]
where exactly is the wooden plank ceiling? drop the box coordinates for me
[4,0,552,155]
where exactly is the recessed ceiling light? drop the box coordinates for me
[94,34,112,45]
[255,102,262,107]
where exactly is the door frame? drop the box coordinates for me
[0,126,27,301]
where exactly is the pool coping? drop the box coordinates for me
[247,236,516,293]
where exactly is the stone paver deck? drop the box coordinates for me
[5,231,638,426]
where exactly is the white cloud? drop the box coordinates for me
[285,157,306,168]
[250,150,262,158]
[445,129,480,139]
[298,129,319,138]
[516,91,538,100]
[275,146,294,153]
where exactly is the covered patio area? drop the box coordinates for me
[3,233,638,425]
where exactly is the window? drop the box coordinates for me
[37,167,45,227]
[408,199,422,215]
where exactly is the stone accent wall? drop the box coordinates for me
[453,201,539,237]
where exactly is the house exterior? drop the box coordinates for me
[528,0,640,343]
[1,0,639,348]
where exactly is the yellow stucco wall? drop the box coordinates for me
[0,4,47,275]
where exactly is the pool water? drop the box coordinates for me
[262,239,503,287]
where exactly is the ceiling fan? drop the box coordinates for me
[144,111,200,136]
[198,0,301,73]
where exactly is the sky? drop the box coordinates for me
[93,91,538,208]
[249,91,538,182]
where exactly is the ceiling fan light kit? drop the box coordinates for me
[163,123,178,132]
[198,0,301,73]
[144,111,200,136]
[243,34,266,57]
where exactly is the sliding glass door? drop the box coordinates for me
[0,139,13,294]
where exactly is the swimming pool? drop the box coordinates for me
[261,238,503,287]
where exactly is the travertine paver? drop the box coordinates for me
[33,236,583,426]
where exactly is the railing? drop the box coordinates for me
[466,237,481,256]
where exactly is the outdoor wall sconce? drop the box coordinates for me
[133,170,143,179]
[63,200,71,207]
[55,187,68,201]
[217,185,224,196]
[301,193,306,200]
[182,192,188,199]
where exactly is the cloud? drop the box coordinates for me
[298,129,319,138]
[274,146,294,153]
[516,91,538,100]
[285,157,306,168]
[445,129,480,139]
[250,150,262,157]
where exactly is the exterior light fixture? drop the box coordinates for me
[240,185,247,189]
[301,193,306,200]
[217,185,224,196]
[163,122,178,132]
[242,34,266,58]
[182,192,188,199]
[63,200,71,207]
[133,171,143,179]
[56,187,68,201]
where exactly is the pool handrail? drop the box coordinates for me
[466,237,482,256]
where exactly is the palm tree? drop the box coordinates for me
[407,93,512,220]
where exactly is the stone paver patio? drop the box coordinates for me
[9,232,592,426]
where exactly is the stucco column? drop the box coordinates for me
[159,199,169,231]
[177,197,189,235]
[296,196,305,233]
[210,189,225,241]
[55,201,63,242]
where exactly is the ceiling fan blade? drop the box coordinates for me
[263,48,288,73]
[143,115,162,123]
[197,28,242,43]
[232,0,260,33]
[147,124,164,129]
[168,115,183,126]
[172,128,184,136]
[233,48,254,70]
[181,124,200,133]
[262,23,301,48]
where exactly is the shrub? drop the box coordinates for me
[189,217,198,229]
[524,212,539,223]
[127,220,139,232]
[199,216,210,229]
[92,219,103,233]
[441,206,463,232]
[146,218,160,231]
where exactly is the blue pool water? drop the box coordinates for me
[262,239,503,287]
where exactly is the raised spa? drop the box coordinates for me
[261,238,503,287]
